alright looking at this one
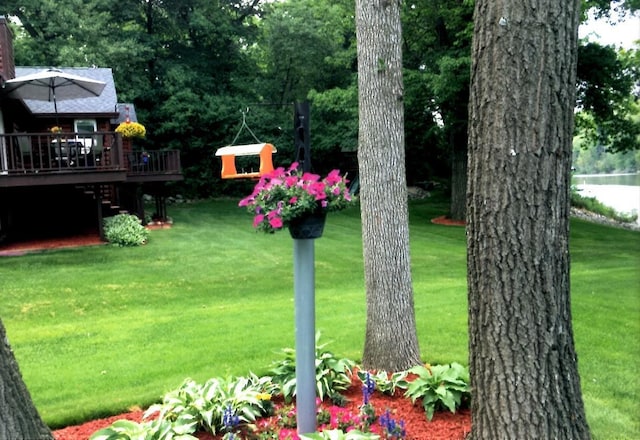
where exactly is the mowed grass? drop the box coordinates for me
[1,195,638,439]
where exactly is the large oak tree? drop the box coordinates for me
[467,0,591,437]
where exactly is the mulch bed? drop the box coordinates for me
[52,374,472,440]
[431,216,465,227]
[0,234,105,257]
[0,222,173,257]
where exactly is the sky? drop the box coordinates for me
[578,12,640,48]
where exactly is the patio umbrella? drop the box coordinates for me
[2,68,106,124]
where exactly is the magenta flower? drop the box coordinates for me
[302,172,321,182]
[269,216,283,229]
[253,214,265,227]
[325,169,342,186]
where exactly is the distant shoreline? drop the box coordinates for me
[573,172,639,178]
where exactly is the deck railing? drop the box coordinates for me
[0,132,181,177]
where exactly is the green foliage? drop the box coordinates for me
[403,363,471,421]
[268,334,355,402]
[5,0,638,199]
[356,370,408,396]
[103,214,149,246]
[572,138,639,173]
[300,430,380,440]
[91,374,273,439]
[88,419,154,440]
[576,43,640,153]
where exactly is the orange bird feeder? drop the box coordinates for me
[215,143,277,179]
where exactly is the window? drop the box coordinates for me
[74,119,99,154]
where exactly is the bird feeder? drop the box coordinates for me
[215,142,277,179]
[215,109,277,179]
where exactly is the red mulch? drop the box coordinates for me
[431,216,465,227]
[0,222,172,257]
[52,375,471,440]
[0,234,105,257]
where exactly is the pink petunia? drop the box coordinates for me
[289,196,298,204]
[309,182,327,200]
[271,166,286,178]
[325,169,342,186]
[302,172,321,183]
[269,216,283,229]
[285,176,299,187]
[253,214,265,228]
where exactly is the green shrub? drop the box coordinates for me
[103,214,149,246]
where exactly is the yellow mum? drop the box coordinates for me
[115,121,146,138]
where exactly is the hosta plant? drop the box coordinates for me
[90,374,273,440]
[268,334,355,402]
[300,429,380,440]
[403,362,470,421]
[356,370,408,396]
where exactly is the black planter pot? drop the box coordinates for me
[288,212,327,239]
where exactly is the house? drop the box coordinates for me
[0,16,182,246]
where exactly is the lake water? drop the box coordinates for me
[573,173,640,224]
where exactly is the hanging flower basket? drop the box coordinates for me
[115,121,146,138]
[239,162,355,236]
[288,211,327,239]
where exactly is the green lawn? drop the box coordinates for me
[1,195,638,439]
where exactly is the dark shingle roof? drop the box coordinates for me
[14,66,118,116]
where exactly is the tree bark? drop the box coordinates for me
[449,123,468,221]
[0,318,53,440]
[355,0,422,372]
[467,0,590,438]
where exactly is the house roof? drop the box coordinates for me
[14,66,118,116]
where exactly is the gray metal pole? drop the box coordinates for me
[293,238,317,434]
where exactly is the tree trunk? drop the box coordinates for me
[355,0,422,372]
[449,127,467,221]
[0,318,53,440]
[467,0,590,438]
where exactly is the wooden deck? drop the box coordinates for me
[0,131,182,187]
